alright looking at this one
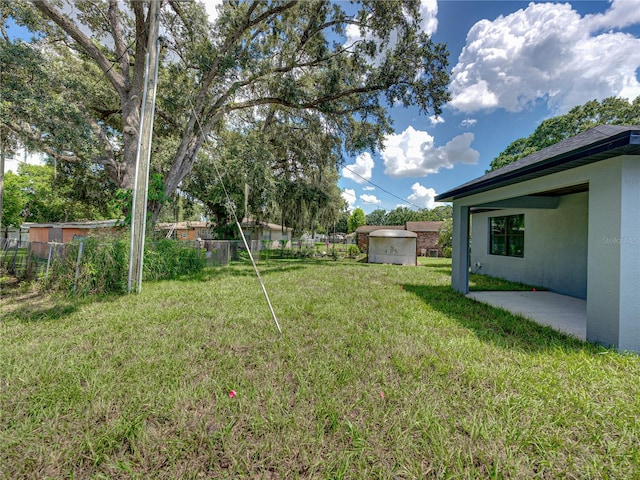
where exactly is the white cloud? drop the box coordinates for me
[460,118,477,128]
[341,188,356,211]
[417,0,438,36]
[407,182,443,209]
[362,186,375,191]
[381,127,479,178]
[360,194,382,205]
[342,152,374,184]
[202,0,223,24]
[449,1,640,114]
[429,114,445,126]
[585,0,640,30]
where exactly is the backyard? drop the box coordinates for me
[1,258,639,478]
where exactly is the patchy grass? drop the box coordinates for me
[1,259,639,478]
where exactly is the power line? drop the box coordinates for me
[342,165,423,209]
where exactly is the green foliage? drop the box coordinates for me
[5,1,450,224]
[366,208,387,226]
[348,207,366,233]
[437,218,453,258]
[143,239,205,282]
[365,205,452,226]
[2,163,120,224]
[1,171,25,229]
[489,96,640,171]
[42,234,205,296]
[44,233,128,296]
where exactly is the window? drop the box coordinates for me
[490,214,524,257]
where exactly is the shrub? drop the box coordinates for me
[44,233,128,296]
[43,235,205,296]
[144,239,205,281]
[347,245,360,257]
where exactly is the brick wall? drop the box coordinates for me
[416,231,441,256]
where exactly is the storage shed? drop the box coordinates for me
[368,229,417,265]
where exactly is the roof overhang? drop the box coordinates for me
[436,127,640,202]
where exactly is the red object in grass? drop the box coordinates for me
[379,391,384,398]
[228,390,236,398]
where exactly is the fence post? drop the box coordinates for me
[11,243,19,275]
[73,241,85,294]
[45,243,53,281]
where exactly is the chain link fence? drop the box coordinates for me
[0,237,266,283]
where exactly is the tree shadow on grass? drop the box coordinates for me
[402,284,601,354]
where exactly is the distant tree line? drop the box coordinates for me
[365,205,452,227]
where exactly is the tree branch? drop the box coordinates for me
[107,0,129,87]
[32,0,127,94]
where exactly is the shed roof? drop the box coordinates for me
[156,221,211,230]
[436,125,640,202]
[369,229,417,238]
[24,220,120,229]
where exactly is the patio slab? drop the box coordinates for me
[466,291,587,340]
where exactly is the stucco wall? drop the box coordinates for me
[452,154,640,351]
[471,191,588,298]
[586,156,640,350]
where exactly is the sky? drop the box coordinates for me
[335,0,640,213]
[5,0,640,215]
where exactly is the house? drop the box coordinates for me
[240,219,293,248]
[406,221,445,257]
[356,221,444,256]
[435,125,640,352]
[27,220,121,244]
[155,221,213,241]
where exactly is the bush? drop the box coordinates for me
[44,234,128,296]
[144,239,205,281]
[43,235,205,296]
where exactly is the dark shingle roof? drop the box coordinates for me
[405,221,444,232]
[355,225,404,233]
[436,125,640,202]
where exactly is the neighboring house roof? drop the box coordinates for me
[436,125,640,202]
[156,221,211,230]
[240,218,292,232]
[24,220,121,229]
[370,229,417,238]
[405,221,444,232]
[355,225,404,233]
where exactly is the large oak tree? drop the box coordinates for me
[3,0,450,221]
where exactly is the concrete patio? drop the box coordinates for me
[466,291,587,341]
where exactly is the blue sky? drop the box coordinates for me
[5,1,640,215]
[337,0,640,213]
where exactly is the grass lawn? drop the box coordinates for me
[1,258,639,478]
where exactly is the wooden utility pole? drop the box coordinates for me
[128,0,161,293]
